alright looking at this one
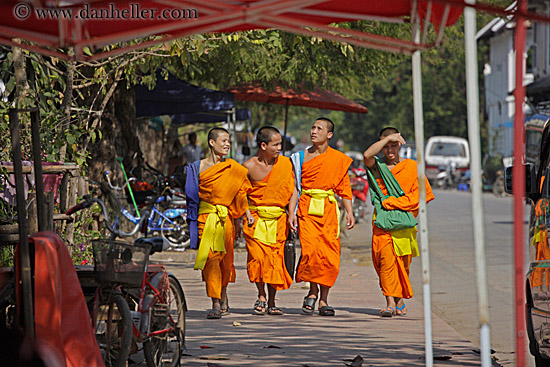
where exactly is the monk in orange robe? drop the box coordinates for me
[364,127,434,317]
[190,127,252,319]
[289,118,355,316]
[530,199,550,300]
[243,127,294,315]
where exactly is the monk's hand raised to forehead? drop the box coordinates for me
[383,133,406,145]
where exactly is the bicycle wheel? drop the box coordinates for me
[92,292,133,367]
[160,215,190,249]
[143,274,186,367]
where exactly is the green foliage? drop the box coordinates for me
[0,246,14,267]
[319,9,509,154]
[67,204,101,265]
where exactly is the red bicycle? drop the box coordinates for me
[68,197,186,367]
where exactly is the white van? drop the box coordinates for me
[425,136,470,182]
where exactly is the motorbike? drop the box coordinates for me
[350,167,369,222]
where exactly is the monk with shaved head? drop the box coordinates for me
[242,126,295,315]
[185,127,253,319]
[289,117,355,316]
[363,127,434,317]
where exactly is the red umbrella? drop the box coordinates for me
[226,82,368,152]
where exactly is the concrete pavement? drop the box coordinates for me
[150,220,499,366]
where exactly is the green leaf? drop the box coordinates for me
[66,134,76,145]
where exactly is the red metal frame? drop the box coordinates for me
[513,0,527,365]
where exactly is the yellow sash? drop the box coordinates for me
[391,227,419,257]
[302,188,340,239]
[194,201,228,270]
[249,205,285,244]
[533,227,542,246]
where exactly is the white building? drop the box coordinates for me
[477,2,534,157]
[526,0,550,111]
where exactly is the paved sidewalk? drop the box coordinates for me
[152,246,493,366]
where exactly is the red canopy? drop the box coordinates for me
[227,82,368,113]
[0,0,464,60]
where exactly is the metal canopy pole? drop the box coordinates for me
[9,109,35,338]
[412,21,433,367]
[464,2,491,366]
[30,108,46,232]
[513,0,527,365]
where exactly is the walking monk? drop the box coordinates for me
[242,127,295,315]
[363,127,434,317]
[288,117,355,316]
[185,127,253,319]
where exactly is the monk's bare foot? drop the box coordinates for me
[220,294,229,314]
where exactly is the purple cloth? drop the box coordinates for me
[185,160,200,249]
[0,161,34,206]
[0,161,64,207]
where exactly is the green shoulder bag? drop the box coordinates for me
[366,157,417,231]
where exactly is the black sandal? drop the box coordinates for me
[206,309,222,319]
[253,300,267,315]
[319,305,335,316]
[302,296,317,314]
[267,306,284,315]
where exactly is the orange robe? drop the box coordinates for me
[243,156,294,290]
[530,200,550,289]
[198,160,250,299]
[295,147,352,288]
[371,159,434,299]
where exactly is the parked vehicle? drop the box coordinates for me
[105,166,190,250]
[505,113,550,366]
[425,136,470,183]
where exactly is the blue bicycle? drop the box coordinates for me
[105,170,190,249]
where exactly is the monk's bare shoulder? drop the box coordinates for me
[199,158,212,174]
[242,156,258,170]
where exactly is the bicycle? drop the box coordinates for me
[67,197,187,367]
[105,167,190,250]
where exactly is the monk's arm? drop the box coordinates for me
[363,133,406,168]
[288,186,299,232]
[383,174,434,211]
[382,179,419,212]
[343,198,355,229]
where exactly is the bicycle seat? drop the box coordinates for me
[135,237,170,255]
